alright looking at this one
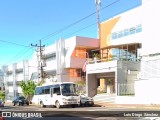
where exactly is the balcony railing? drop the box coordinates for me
[88,56,140,64]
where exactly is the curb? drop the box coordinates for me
[94,102,160,109]
[5,102,160,110]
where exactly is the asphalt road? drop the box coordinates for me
[1,104,160,120]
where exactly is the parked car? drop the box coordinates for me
[0,113,5,120]
[0,99,4,107]
[80,94,94,107]
[12,96,29,106]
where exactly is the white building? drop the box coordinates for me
[0,69,4,91]
[2,0,160,104]
[86,0,160,104]
[3,60,29,101]
[2,36,98,101]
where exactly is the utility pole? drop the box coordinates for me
[31,40,45,82]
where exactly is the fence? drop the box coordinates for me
[118,83,135,96]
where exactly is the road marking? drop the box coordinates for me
[88,107,128,111]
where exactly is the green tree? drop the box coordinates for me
[75,81,86,94]
[19,80,36,102]
[0,91,5,101]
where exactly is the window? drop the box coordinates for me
[118,31,123,38]
[44,86,50,94]
[136,25,142,33]
[111,24,141,40]
[35,88,38,95]
[19,96,25,100]
[35,85,59,95]
[53,87,60,95]
[35,87,43,95]
[130,27,136,34]
[30,72,39,80]
[61,84,77,95]
[41,87,45,94]
[124,29,129,36]
[76,69,81,77]
[112,32,117,39]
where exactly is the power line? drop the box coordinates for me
[61,0,142,40]
[39,0,121,43]
[0,39,30,48]
[5,47,34,65]
[0,39,33,65]
[15,48,35,64]
[4,0,142,66]
[3,0,121,66]
[40,0,142,44]
[63,22,97,38]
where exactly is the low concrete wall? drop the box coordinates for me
[135,78,160,104]
[116,95,160,104]
[115,96,137,104]
[116,78,160,104]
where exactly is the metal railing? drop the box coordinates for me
[88,57,140,64]
[118,83,135,96]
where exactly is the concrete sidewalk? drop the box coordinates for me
[94,101,160,110]
[5,101,160,110]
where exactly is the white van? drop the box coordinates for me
[32,82,80,108]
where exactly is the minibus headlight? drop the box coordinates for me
[62,98,67,101]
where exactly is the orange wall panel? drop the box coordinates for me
[100,17,120,48]
[72,48,86,58]
[69,68,80,78]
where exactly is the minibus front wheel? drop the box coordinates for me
[55,101,61,109]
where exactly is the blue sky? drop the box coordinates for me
[0,0,141,66]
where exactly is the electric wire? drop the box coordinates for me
[0,39,31,48]
[39,0,121,43]
[2,0,121,66]
[3,0,143,66]
[15,48,35,64]
[5,47,34,65]
[61,0,142,40]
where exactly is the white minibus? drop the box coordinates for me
[32,82,80,108]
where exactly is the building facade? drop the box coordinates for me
[86,0,160,104]
[0,69,4,91]
[2,0,160,104]
[2,36,98,101]
[3,60,29,101]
